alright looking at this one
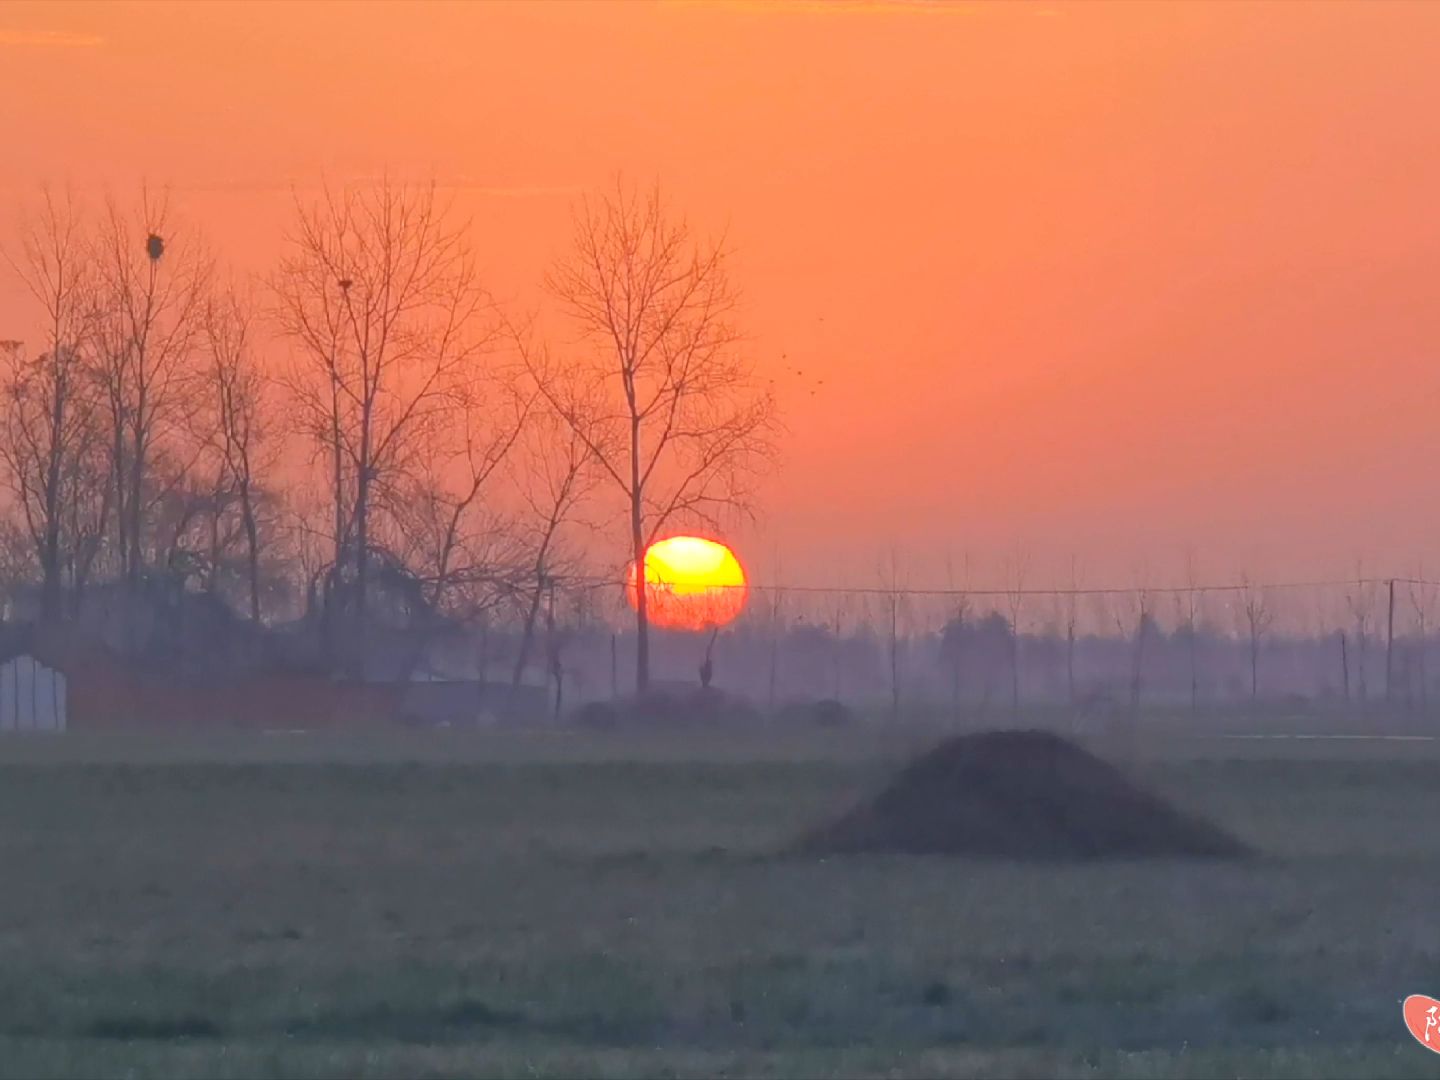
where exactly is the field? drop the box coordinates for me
[1,725,1438,1078]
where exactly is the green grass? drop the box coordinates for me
[0,727,1438,1077]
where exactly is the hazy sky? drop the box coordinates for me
[3,0,1440,588]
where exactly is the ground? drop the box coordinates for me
[0,724,1437,1078]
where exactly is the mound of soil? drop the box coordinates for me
[799,729,1248,859]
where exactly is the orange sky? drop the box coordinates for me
[3,0,1440,588]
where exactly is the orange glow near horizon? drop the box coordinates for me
[626,536,749,632]
[6,2,1440,581]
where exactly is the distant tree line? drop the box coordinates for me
[599,576,1436,715]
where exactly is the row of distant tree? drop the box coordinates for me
[446,596,1426,715]
[0,180,777,686]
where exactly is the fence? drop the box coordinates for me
[509,576,1440,720]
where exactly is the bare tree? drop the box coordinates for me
[1182,552,1202,713]
[1063,555,1081,710]
[508,404,597,692]
[57,439,113,614]
[544,579,564,718]
[273,179,498,670]
[201,285,273,621]
[92,189,210,589]
[400,387,529,620]
[944,552,973,721]
[1003,549,1029,716]
[1408,572,1433,708]
[879,549,906,720]
[1308,595,1340,701]
[826,588,850,702]
[538,180,776,692]
[1339,628,1352,704]
[1240,575,1272,701]
[765,562,789,712]
[1129,586,1151,714]
[147,456,222,585]
[0,190,103,619]
[1344,568,1374,703]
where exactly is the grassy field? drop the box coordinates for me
[0,725,1438,1078]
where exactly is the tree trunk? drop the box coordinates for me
[39,370,65,623]
[39,527,61,623]
[1358,631,1367,701]
[610,633,618,700]
[1386,578,1396,704]
[700,626,717,689]
[127,393,146,588]
[511,581,546,690]
[207,506,221,594]
[1340,631,1350,702]
[1189,632,1198,713]
[112,425,129,581]
[1250,633,1259,700]
[241,484,261,623]
[329,366,345,572]
[545,584,562,720]
[1065,626,1075,708]
[355,474,369,619]
[127,453,143,583]
[629,452,649,694]
[354,396,373,677]
[1419,618,1429,709]
[1129,620,1145,714]
[889,596,900,721]
[1009,626,1020,718]
[768,634,779,710]
[952,650,962,722]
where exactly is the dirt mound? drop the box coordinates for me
[799,729,1249,859]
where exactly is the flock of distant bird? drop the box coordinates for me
[766,312,833,397]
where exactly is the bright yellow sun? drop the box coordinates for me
[625,536,749,631]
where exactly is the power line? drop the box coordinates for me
[568,575,1440,599]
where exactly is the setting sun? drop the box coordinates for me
[625,536,749,631]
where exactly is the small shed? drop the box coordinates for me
[0,653,67,732]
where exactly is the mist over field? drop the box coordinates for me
[3,1,1440,1077]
